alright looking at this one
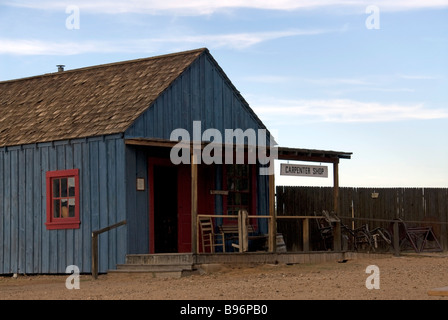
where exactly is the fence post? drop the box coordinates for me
[302,218,309,251]
[393,220,400,256]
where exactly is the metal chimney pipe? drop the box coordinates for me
[57,65,65,72]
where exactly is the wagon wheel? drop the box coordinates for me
[355,230,372,253]
[422,216,440,242]
[371,228,392,253]
[341,226,356,251]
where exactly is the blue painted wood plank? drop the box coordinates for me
[115,139,127,264]
[72,142,84,271]
[48,145,58,273]
[40,146,50,273]
[33,146,42,273]
[65,143,75,270]
[90,141,99,233]
[0,150,4,274]
[3,151,11,273]
[81,141,91,272]
[106,139,117,269]
[125,146,138,254]
[56,144,66,273]
[98,139,108,272]
[10,150,18,273]
[25,148,34,273]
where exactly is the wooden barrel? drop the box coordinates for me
[276,233,287,252]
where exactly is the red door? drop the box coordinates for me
[149,157,215,253]
[177,164,216,253]
[177,165,191,253]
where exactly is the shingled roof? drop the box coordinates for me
[0,48,207,148]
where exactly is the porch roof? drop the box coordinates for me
[277,146,352,163]
[125,138,352,163]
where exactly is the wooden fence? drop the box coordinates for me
[276,186,448,251]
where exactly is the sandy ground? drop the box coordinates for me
[1,253,448,302]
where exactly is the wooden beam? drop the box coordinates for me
[333,160,341,251]
[277,154,340,164]
[393,221,400,257]
[302,218,309,252]
[269,170,276,253]
[333,160,339,213]
[191,150,199,254]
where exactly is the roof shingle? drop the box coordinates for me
[0,48,206,147]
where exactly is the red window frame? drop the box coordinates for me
[45,169,80,230]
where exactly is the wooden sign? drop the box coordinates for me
[280,163,328,178]
[136,178,145,191]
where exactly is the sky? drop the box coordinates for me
[0,0,447,188]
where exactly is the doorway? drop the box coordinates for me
[153,165,178,253]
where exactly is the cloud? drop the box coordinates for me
[0,28,337,55]
[397,74,442,80]
[0,38,137,55]
[5,0,448,15]
[253,98,448,123]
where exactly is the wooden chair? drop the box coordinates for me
[198,217,225,253]
[314,210,334,250]
[392,218,442,253]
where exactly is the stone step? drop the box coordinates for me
[107,269,189,279]
[115,263,195,272]
[125,253,194,265]
[108,253,197,278]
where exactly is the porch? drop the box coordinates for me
[108,251,388,278]
[124,138,352,256]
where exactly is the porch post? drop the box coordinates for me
[191,149,199,254]
[269,166,276,253]
[333,160,341,251]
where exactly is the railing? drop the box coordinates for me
[197,212,330,253]
[197,212,273,253]
[91,220,127,279]
[276,215,326,252]
[338,216,447,256]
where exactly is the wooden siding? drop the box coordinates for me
[125,52,267,141]
[125,145,149,254]
[0,135,127,274]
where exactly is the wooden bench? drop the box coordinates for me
[218,224,267,251]
[218,224,256,238]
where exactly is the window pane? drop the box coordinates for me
[68,199,75,218]
[53,199,60,218]
[228,193,234,205]
[68,177,75,197]
[61,178,68,197]
[53,179,60,197]
[241,193,249,205]
[61,199,68,218]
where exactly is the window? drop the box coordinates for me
[225,164,252,216]
[45,169,80,230]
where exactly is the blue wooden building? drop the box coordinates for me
[0,48,352,275]
[0,48,278,274]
